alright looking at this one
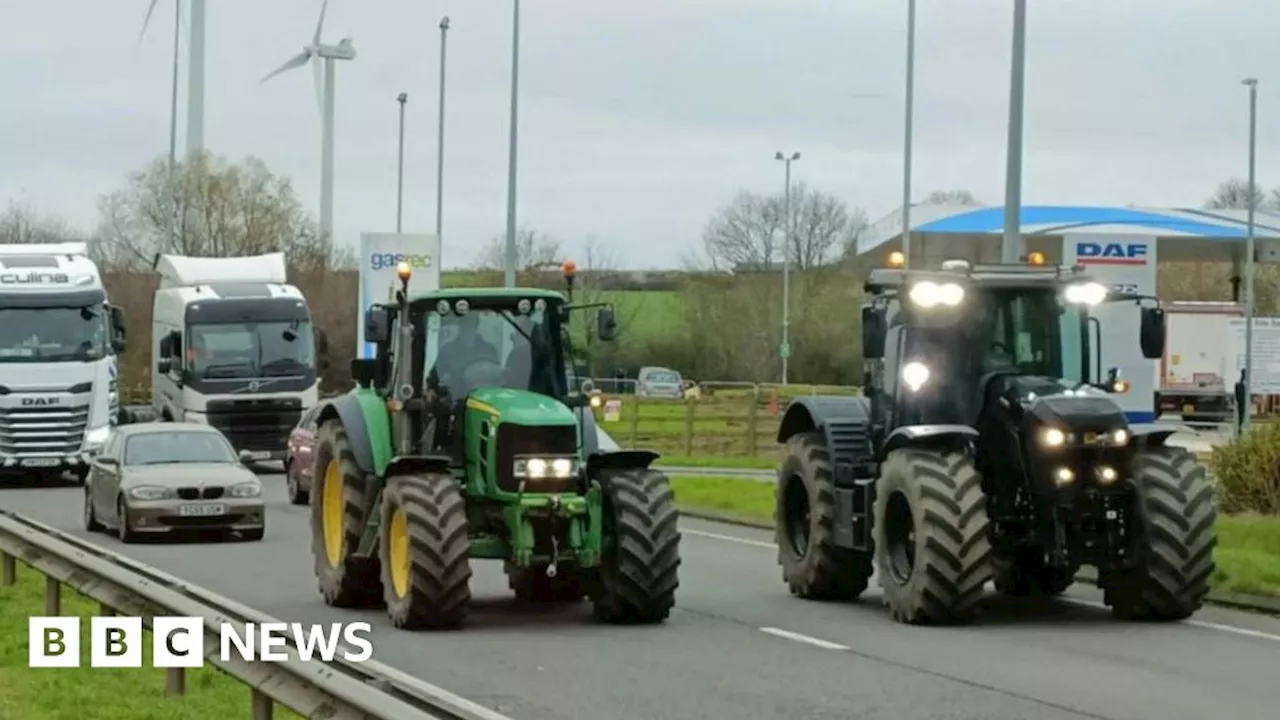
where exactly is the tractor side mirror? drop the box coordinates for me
[108,305,126,352]
[862,306,886,359]
[364,306,391,345]
[1139,307,1166,360]
[351,358,379,389]
[596,308,617,342]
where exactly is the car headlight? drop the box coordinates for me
[908,281,964,308]
[1064,282,1108,306]
[129,485,175,500]
[84,425,112,446]
[514,457,579,479]
[1041,427,1066,447]
[229,481,261,498]
[901,362,930,392]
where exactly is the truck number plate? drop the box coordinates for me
[20,458,60,467]
[178,503,226,517]
[1182,404,1196,414]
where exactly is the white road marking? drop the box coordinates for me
[759,626,850,650]
[686,526,1280,644]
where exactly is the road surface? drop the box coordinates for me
[4,477,1278,720]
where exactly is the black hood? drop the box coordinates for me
[1028,392,1127,432]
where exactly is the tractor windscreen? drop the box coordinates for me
[421,305,566,399]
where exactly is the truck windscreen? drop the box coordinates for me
[0,305,110,362]
[186,320,316,379]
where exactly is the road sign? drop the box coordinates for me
[603,399,622,422]
[779,342,791,359]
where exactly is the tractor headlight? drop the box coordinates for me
[514,457,579,479]
[909,281,965,308]
[1041,427,1066,447]
[1096,466,1119,484]
[1111,429,1128,445]
[1064,282,1108,306]
[901,362,930,392]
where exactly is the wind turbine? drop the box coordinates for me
[262,0,356,245]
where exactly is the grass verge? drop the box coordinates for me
[668,475,1280,599]
[658,454,776,470]
[0,563,303,720]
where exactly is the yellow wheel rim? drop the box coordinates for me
[388,508,411,598]
[322,459,345,568]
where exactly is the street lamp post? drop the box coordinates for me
[396,92,407,233]
[775,151,800,385]
[901,0,916,267]
[1001,0,1028,263]
[503,0,520,287]
[1242,77,1259,433]
[436,17,450,246]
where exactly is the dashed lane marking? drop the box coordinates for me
[758,627,850,650]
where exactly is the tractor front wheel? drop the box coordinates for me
[874,448,992,625]
[310,419,382,608]
[379,473,473,629]
[590,467,681,624]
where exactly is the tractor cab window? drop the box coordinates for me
[975,290,1083,384]
[422,305,566,399]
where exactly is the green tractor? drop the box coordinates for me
[308,262,680,630]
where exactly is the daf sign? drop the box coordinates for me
[1076,242,1149,265]
[20,397,59,406]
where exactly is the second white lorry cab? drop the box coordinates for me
[151,252,328,462]
[0,243,126,484]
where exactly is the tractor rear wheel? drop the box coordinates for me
[310,419,382,608]
[379,473,472,629]
[775,431,874,600]
[1102,447,1215,621]
[507,564,585,603]
[591,466,681,624]
[874,448,992,624]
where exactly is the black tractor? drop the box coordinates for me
[774,257,1216,624]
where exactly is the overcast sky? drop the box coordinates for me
[2,0,1276,269]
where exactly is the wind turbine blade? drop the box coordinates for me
[261,51,311,83]
[137,0,162,46]
[313,0,328,46]
[312,55,324,112]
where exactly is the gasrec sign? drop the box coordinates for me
[1076,242,1149,266]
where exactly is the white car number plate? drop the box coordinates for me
[244,451,273,460]
[20,458,60,467]
[178,503,226,517]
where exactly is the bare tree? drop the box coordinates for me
[701,183,864,272]
[475,227,561,272]
[1205,178,1278,211]
[0,201,82,244]
[922,188,981,206]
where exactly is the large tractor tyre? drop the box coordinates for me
[992,551,1074,597]
[378,473,473,630]
[310,420,383,608]
[507,565,585,604]
[591,467,681,624]
[775,431,874,600]
[1102,447,1215,621]
[874,448,993,625]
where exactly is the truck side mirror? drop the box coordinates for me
[157,357,172,375]
[862,306,886,359]
[1139,307,1165,360]
[108,305,126,352]
[597,308,617,342]
[364,307,391,345]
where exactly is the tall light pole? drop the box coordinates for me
[503,0,520,287]
[186,0,206,158]
[1001,0,1028,263]
[901,0,916,267]
[775,151,800,385]
[436,16,450,246]
[396,92,407,232]
[1242,77,1259,432]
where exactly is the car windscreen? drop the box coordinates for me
[124,431,237,466]
[646,370,680,384]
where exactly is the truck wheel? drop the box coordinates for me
[378,473,472,629]
[992,551,1074,597]
[776,431,874,600]
[591,467,680,624]
[310,420,382,608]
[507,565,584,603]
[874,448,992,624]
[1102,447,1215,621]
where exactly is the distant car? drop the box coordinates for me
[82,423,265,543]
[636,366,685,399]
[284,405,324,505]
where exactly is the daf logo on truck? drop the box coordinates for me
[20,397,59,406]
[1077,242,1149,266]
[0,272,70,284]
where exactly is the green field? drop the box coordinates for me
[667,475,1280,598]
[0,563,302,720]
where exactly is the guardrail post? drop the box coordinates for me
[747,387,759,456]
[165,667,185,696]
[628,397,640,447]
[683,397,695,457]
[44,576,60,615]
[1,552,13,586]
[251,688,273,719]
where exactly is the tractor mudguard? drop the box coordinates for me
[776,396,874,488]
[384,455,453,479]
[881,424,978,457]
[586,450,658,477]
[578,405,602,458]
[1126,423,1179,448]
[316,395,380,475]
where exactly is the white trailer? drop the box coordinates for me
[0,243,126,483]
[151,252,328,461]
[1156,300,1240,423]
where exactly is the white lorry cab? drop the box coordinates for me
[151,252,328,462]
[0,243,126,483]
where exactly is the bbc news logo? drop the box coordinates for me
[28,617,373,668]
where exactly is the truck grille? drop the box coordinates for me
[494,424,579,493]
[205,397,302,453]
[0,403,90,455]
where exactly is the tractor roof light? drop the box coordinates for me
[908,281,965,308]
[1026,251,1046,265]
[1064,281,1108,306]
[887,251,906,268]
[396,261,412,283]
